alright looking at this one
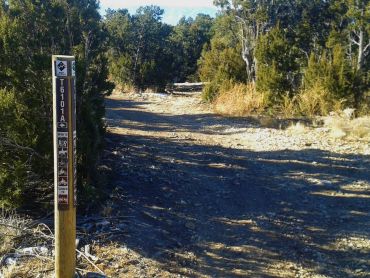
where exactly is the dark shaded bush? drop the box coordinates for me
[0,0,113,209]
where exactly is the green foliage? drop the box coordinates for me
[255,25,299,96]
[106,8,214,89]
[199,15,246,101]
[207,0,369,114]
[0,89,38,208]
[169,14,214,82]
[200,45,245,102]
[304,45,354,100]
[0,0,113,209]
[106,6,174,91]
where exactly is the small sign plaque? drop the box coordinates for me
[53,56,76,210]
[56,60,68,77]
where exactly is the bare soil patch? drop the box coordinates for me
[96,91,370,277]
[2,91,369,277]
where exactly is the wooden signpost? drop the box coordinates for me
[52,55,77,277]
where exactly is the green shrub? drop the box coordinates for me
[255,26,299,95]
[299,84,345,116]
[0,89,49,207]
[0,1,113,210]
[304,45,354,100]
[199,44,247,102]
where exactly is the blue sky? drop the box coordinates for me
[99,0,218,25]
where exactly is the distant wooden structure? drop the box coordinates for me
[166,82,206,93]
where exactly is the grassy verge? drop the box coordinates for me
[213,84,270,116]
[210,83,369,141]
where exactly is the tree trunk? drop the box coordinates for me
[357,29,364,71]
[242,45,256,83]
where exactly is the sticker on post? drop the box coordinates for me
[58,186,68,195]
[71,61,76,77]
[58,148,68,156]
[58,168,67,176]
[57,132,68,138]
[58,177,67,186]
[58,175,68,205]
[58,122,67,129]
[57,138,68,149]
[58,195,68,204]
[56,60,68,77]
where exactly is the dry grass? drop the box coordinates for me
[214,84,270,116]
[114,83,137,94]
[297,86,344,117]
[280,93,297,117]
[279,85,345,117]
[214,83,349,118]
[285,108,369,141]
[1,258,53,278]
[323,114,370,141]
[287,122,309,134]
[0,209,31,256]
[0,209,55,277]
[298,86,328,116]
[87,243,179,277]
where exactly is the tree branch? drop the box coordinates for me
[350,37,360,46]
[0,136,44,159]
[363,40,370,55]
[353,30,360,40]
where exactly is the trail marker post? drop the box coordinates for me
[52,55,77,277]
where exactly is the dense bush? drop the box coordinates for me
[255,26,299,96]
[304,45,354,100]
[0,0,113,209]
[201,0,369,116]
[198,15,247,102]
[169,14,214,82]
[105,8,214,90]
[1,0,369,210]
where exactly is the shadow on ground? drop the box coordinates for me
[105,98,313,134]
[101,96,370,277]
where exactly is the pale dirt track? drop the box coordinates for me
[97,90,370,278]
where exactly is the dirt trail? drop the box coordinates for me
[99,91,370,278]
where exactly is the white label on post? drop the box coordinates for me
[56,60,68,77]
[71,61,76,77]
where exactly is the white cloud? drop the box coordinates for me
[100,0,215,9]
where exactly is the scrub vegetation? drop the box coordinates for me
[0,1,369,276]
[0,0,113,209]
[0,0,369,211]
